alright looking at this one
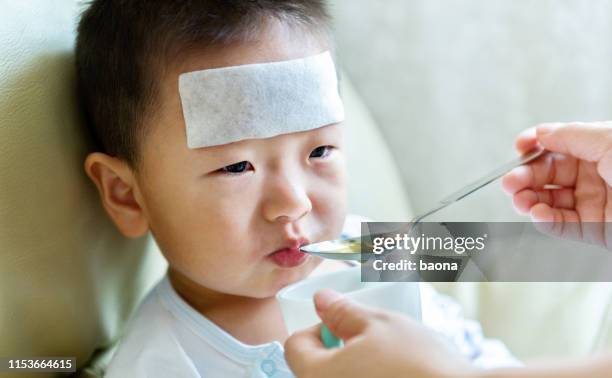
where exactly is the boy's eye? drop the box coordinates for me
[309,145,333,159]
[221,161,253,174]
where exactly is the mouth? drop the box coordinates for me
[268,237,310,268]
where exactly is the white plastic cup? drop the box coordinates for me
[276,266,421,335]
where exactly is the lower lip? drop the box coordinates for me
[269,248,308,268]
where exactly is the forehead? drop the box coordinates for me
[148,18,330,152]
[189,122,343,162]
[181,21,328,73]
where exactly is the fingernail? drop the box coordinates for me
[536,123,559,137]
[314,289,342,313]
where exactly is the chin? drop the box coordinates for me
[265,258,321,297]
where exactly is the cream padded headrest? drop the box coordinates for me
[0,2,166,376]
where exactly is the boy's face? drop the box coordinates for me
[133,21,347,298]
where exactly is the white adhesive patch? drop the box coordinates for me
[179,51,344,149]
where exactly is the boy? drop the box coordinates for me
[76,1,517,376]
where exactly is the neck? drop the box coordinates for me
[168,268,288,345]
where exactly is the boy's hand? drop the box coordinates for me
[284,290,474,378]
[501,121,612,247]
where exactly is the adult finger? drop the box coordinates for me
[515,127,539,154]
[512,188,575,215]
[284,324,331,375]
[315,290,381,340]
[531,203,582,241]
[537,122,612,187]
[529,204,609,249]
[501,153,578,195]
[531,205,609,250]
[536,122,612,162]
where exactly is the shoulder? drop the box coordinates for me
[104,281,201,378]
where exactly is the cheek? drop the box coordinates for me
[179,184,259,254]
[142,176,259,270]
[310,158,348,238]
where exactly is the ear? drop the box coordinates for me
[84,152,149,238]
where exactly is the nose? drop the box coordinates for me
[262,173,312,223]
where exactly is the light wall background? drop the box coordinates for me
[331,0,612,221]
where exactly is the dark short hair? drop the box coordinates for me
[76,0,331,170]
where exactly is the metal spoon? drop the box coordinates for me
[300,148,547,261]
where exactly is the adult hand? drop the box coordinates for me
[284,290,612,378]
[501,121,612,247]
[284,289,473,378]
